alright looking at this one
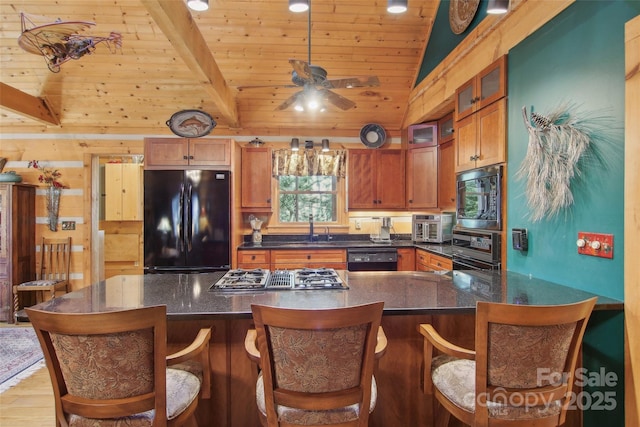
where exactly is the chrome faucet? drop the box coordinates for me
[309,214,314,242]
[325,226,332,242]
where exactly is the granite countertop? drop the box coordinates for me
[34,270,622,320]
[239,238,454,257]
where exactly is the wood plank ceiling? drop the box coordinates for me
[0,0,439,138]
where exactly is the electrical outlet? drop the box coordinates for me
[577,232,613,259]
[355,219,361,230]
[62,221,76,230]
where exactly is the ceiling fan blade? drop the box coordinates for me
[275,91,304,111]
[322,76,380,89]
[289,59,311,80]
[320,89,356,110]
[237,84,298,91]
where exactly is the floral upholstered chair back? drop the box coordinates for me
[51,329,155,400]
[268,324,367,394]
[248,302,386,427]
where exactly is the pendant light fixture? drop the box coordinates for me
[487,0,509,14]
[187,0,209,12]
[289,0,309,13]
[321,139,330,152]
[290,138,300,151]
[387,0,408,14]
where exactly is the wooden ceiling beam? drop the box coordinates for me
[141,0,240,128]
[0,82,60,126]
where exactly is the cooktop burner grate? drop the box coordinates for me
[210,268,347,291]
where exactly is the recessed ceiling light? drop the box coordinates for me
[387,0,407,14]
[289,0,309,13]
[187,0,209,12]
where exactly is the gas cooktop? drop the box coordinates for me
[210,268,347,291]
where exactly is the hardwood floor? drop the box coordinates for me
[0,366,54,426]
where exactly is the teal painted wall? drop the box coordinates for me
[506,1,638,425]
[416,0,487,85]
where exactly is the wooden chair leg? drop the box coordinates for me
[434,400,451,427]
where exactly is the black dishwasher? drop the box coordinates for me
[347,248,398,271]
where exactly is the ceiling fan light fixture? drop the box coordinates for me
[289,0,309,13]
[321,139,330,152]
[487,0,509,14]
[187,0,209,12]
[291,138,300,151]
[387,0,408,14]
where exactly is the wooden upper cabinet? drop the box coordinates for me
[241,147,272,210]
[455,98,506,172]
[407,122,438,149]
[455,55,507,122]
[348,149,405,210]
[438,113,455,144]
[438,140,456,209]
[144,138,231,168]
[104,163,143,220]
[406,146,438,209]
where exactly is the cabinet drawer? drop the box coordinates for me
[271,249,346,264]
[428,253,452,271]
[238,250,270,265]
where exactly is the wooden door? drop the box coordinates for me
[189,138,231,166]
[406,146,437,209]
[476,98,506,168]
[438,140,456,209]
[348,150,376,209]
[144,138,189,167]
[121,164,142,220]
[397,248,415,271]
[376,150,405,208]
[454,113,477,172]
[241,147,272,210]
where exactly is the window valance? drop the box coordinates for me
[272,149,347,178]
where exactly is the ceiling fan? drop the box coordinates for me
[239,2,380,111]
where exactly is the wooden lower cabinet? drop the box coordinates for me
[167,313,476,427]
[397,248,416,271]
[237,249,270,269]
[416,249,452,272]
[270,249,347,270]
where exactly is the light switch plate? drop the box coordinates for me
[577,232,613,259]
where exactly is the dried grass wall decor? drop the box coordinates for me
[517,104,614,222]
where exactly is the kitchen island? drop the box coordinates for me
[33,270,622,427]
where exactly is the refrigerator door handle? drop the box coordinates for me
[179,183,185,253]
[186,183,193,252]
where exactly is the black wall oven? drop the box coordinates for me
[456,165,502,230]
[451,228,501,271]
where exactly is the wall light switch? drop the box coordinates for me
[577,232,613,259]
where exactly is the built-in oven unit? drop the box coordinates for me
[456,165,502,230]
[347,247,398,271]
[451,228,501,271]
[412,214,453,243]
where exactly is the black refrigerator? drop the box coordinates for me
[144,170,231,273]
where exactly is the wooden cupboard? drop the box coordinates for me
[270,249,347,270]
[406,146,438,209]
[407,121,438,149]
[348,149,405,209]
[0,183,36,323]
[237,249,270,269]
[241,147,272,211]
[104,163,143,221]
[415,248,452,272]
[144,138,231,168]
[455,98,506,172]
[396,247,416,271]
[438,140,456,209]
[438,112,455,144]
[455,55,507,122]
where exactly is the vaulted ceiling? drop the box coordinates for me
[0,0,440,138]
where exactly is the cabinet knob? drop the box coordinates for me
[307,255,311,260]
[183,155,189,160]
[409,199,413,203]
[189,155,194,159]
[266,198,271,203]
[251,255,256,260]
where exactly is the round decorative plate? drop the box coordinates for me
[449,0,480,35]
[166,110,216,138]
[359,123,387,148]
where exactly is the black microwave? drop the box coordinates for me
[456,165,502,230]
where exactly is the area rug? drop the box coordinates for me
[0,327,44,394]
